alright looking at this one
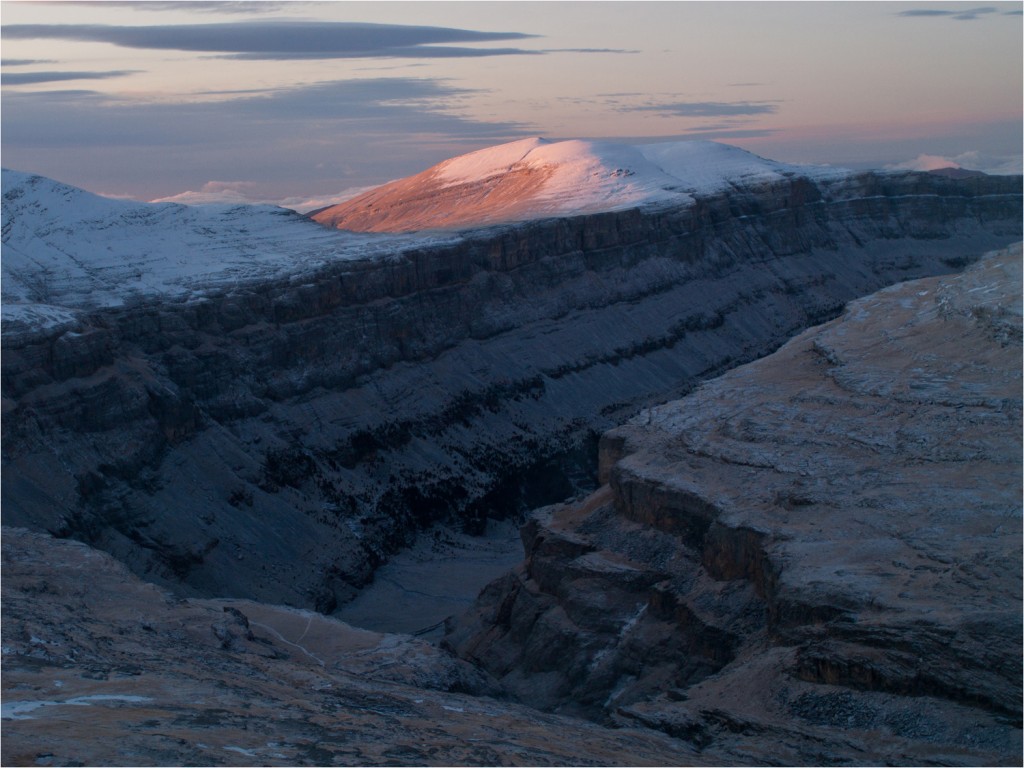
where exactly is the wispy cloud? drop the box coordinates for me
[887,150,1022,175]
[221,46,541,61]
[630,100,779,117]
[109,1,298,13]
[2,21,540,59]
[679,127,779,140]
[2,70,139,85]
[150,180,375,212]
[3,78,531,144]
[45,1,298,13]
[544,48,638,54]
[897,6,1010,21]
[2,59,57,67]
[1,77,534,196]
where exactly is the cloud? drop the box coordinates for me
[888,153,963,171]
[2,59,57,67]
[2,21,539,59]
[571,130,779,146]
[679,128,779,140]
[887,151,1022,175]
[151,180,377,212]
[150,179,262,205]
[897,6,1005,20]
[89,1,299,13]
[898,8,962,16]
[630,100,779,117]
[2,70,139,85]
[221,46,541,61]
[544,48,638,54]
[2,77,531,146]
[1,77,534,198]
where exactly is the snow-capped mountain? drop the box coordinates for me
[1,169,431,332]
[310,137,849,232]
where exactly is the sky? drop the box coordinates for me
[1,0,1021,209]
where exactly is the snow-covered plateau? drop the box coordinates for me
[3,139,849,328]
[1,168,445,333]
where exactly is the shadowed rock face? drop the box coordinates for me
[444,248,1022,765]
[2,170,1021,613]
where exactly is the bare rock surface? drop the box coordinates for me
[1,526,709,767]
[445,247,1023,765]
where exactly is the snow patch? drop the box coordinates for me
[1,694,152,720]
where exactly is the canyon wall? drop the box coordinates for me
[2,171,1020,611]
[444,248,1022,764]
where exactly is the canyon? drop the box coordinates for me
[2,140,1021,764]
[445,246,1022,764]
[4,245,1019,765]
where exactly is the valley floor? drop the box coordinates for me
[336,519,525,638]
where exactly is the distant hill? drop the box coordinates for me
[927,166,990,179]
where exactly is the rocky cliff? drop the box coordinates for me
[444,247,1023,765]
[2,168,1021,614]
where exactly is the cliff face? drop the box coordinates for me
[444,248,1022,765]
[2,171,1020,612]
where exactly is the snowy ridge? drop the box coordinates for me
[312,138,851,232]
[441,138,845,199]
[3,140,849,330]
[1,169,438,331]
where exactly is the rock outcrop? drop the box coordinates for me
[2,166,1021,613]
[0,526,707,767]
[444,247,1022,765]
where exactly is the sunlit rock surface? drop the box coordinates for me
[445,247,1023,765]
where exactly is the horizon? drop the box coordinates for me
[2,0,1021,209]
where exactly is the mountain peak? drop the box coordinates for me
[310,138,847,233]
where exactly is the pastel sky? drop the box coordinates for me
[2,1,1021,209]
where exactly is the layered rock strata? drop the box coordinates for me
[0,526,707,767]
[2,171,1021,611]
[445,247,1022,765]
